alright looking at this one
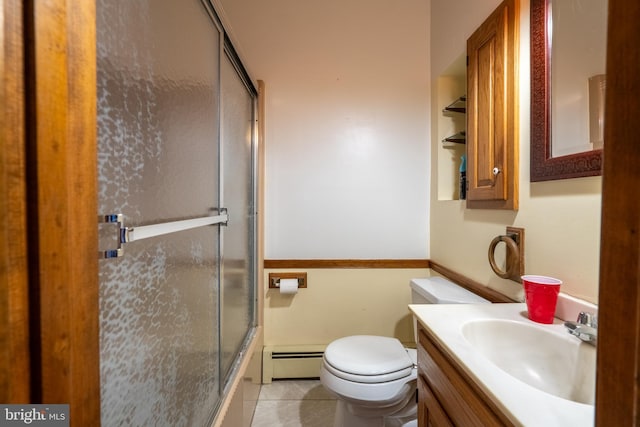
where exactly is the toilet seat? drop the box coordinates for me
[320,361,417,404]
[323,359,413,383]
[323,335,415,383]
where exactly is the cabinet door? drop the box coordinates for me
[466,0,519,210]
[419,375,454,427]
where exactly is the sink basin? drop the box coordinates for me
[461,319,596,405]
[410,303,596,426]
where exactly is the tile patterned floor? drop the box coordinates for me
[250,380,336,427]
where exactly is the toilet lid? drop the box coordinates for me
[323,335,414,381]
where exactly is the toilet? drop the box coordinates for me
[320,276,490,427]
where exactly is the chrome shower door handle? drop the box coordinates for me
[99,213,125,258]
[98,210,229,259]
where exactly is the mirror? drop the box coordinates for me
[530,0,607,181]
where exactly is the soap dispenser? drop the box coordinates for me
[459,154,467,200]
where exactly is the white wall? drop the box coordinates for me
[430,0,602,303]
[218,0,431,259]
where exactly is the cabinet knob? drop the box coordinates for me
[492,167,501,176]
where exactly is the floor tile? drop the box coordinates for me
[251,399,336,427]
[258,380,334,401]
[250,380,336,427]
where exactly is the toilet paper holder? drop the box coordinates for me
[268,272,307,289]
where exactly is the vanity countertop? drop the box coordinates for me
[409,303,594,427]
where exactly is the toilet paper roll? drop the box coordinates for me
[279,278,299,295]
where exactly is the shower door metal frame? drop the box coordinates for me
[202,0,260,404]
[217,30,260,394]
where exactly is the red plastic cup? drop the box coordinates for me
[521,275,562,324]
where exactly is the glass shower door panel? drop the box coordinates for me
[99,229,220,426]
[220,54,256,382]
[97,0,222,425]
[97,0,220,225]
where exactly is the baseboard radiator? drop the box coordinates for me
[262,345,326,383]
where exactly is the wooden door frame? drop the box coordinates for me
[595,0,640,424]
[28,0,100,423]
[0,0,30,404]
[1,0,101,424]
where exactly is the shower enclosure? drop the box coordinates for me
[96,1,257,425]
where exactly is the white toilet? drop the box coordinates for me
[320,276,490,427]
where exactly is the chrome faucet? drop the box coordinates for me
[564,312,597,346]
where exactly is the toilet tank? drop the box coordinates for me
[410,277,490,343]
[410,277,490,304]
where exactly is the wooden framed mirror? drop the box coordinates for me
[530,0,604,182]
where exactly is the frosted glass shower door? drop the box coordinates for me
[97,1,225,425]
[220,50,257,383]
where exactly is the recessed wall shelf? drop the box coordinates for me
[442,131,466,145]
[436,53,467,201]
[442,96,467,114]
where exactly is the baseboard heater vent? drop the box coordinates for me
[262,345,326,383]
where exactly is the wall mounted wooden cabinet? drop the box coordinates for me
[466,0,519,210]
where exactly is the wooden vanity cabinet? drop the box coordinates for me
[466,0,519,210]
[417,372,453,427]
[417,325,513,427]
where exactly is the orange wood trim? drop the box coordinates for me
[429,261,515,303]
[263,259,431,269]
[31,0,100,424]
[0,0,30,403]
[263,259,513,302]
[596,0,640,424]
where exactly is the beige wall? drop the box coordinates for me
[264,268,430,346]
[430,0,601,303]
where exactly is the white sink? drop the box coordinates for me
[409,303,595,426]
[461,319,596,405]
